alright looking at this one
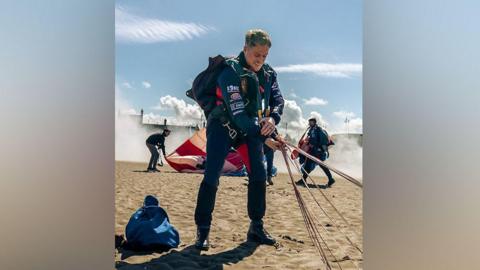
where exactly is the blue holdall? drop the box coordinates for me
[125,195,180,250]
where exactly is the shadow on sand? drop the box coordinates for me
[305,183,329,189]
[294,181,329,189]
[132,170,152,173]
[116,242,259,270]
[131,170,185,174]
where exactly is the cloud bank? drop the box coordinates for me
[275,63,362,78]
[115,7,214,43]
[304,97,328,106]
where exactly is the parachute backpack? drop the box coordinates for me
[125,195,180,251]
[186,55,229,118]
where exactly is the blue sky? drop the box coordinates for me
[115,0,362,135]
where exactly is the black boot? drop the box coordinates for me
[194,181,218,249]
[247,221,276,245]
[195,227,210,250]
[327,178,335,187]
[295,178,306,186]
[247,181,276,245]
[267,176,273,186]
[320,164,335,187]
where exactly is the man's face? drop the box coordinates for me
[243,44,269,72]
[309,121,315,127]
[164,131,171,137]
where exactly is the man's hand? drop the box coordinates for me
[274,134,286,144]
[265,138,284,151]
[260,117,276,136]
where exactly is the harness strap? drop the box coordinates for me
[209,104,243,142]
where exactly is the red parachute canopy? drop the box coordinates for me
[165,128,244,174]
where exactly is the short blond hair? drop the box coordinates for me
[245,29,272,48]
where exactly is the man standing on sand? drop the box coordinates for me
[194,29,284,250]
[296,118,335,187]
[146,129,171,172]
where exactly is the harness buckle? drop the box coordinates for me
[222,121,238,139]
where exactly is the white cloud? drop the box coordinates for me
[275,63,362,78]
[333,110,356,119]
[142,81,151,89]
[331,111,362,133]
[308,111,328,127]
[278,100,329,141]
[153,95,203,121]
[281,100,307,130]
[115,7,215,43]
[348,118,363,133]
[304,97,328,106]
[122,82,133,89]
[286,89,299,99]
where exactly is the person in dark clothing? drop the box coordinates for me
[146,129,171,172]
[194,29,284,250]
[296,118,335,187]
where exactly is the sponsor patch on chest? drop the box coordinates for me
[230,102,245,111]
[230,92,242,101]
[227,85,240,93]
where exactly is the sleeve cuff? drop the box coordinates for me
[270,113,281,125]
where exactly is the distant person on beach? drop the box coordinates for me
[296,118,335,187]
[193,29,284,250]
[146,129,171,172]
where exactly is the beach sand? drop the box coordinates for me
[115,161,362,269]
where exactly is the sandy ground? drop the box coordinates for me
[115,161,362,270]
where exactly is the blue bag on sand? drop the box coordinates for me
[125,195,180,250]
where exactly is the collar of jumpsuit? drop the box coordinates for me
[238,51,266,79]
[236,51,271,118]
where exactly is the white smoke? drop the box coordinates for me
[116,91,202,162]
[143,112,204,152]
[143,112,200,127]
[327,135,363,180]
[115,85,151,162]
